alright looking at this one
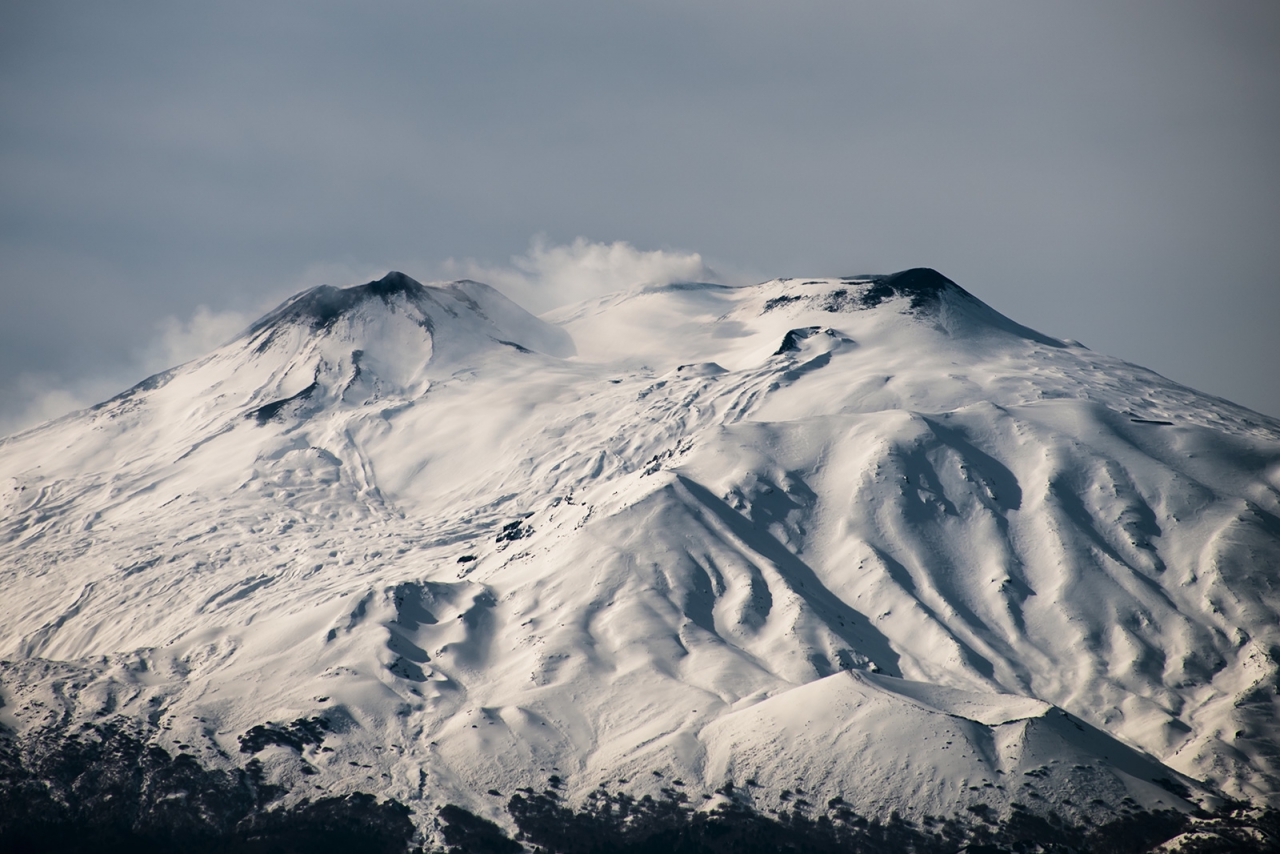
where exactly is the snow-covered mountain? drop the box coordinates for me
[2,269,1278,852]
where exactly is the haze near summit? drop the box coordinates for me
[1,1,1277,434]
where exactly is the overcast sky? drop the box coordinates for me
[2,1,1278,433]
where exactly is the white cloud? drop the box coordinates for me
[0,373,113,438]
[0,263,402,438]
[0,306,251,438]
[0,243,731,437]
[442,237,723,313]
[148,305,252,369]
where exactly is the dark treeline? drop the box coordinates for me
[3,721,1277,854]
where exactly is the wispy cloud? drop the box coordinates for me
[0,304,251,438]
[147,305,252,370]
[1,242,727,436]
[442,237,725,313]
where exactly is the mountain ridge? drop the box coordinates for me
[2,269,1278,851]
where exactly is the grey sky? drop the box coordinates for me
[2,1,1278,432]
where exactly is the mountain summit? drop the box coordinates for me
[2,270,1278,851]
[243,271,573,355]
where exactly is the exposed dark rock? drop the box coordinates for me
[860,267,963,309]
[496,521,531,544]
[774,326,822,355]
[237,717,330,755]
[247,272,430,336]
[245,379,319,425]
[762,268,964,320]
[763,294,804,313]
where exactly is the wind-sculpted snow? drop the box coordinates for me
[2,270,1279,850]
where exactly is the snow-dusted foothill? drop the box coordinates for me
[1,268,1278,851]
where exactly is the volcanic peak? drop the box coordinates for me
[860,267,964,309]
[245,271,434,336]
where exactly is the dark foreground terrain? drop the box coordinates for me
[2,721,1276,854]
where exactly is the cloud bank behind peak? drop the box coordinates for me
[442,237,728,314]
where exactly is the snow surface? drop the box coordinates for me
[2,269,1279,834]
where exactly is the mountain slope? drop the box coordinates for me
[2,269,1278,849]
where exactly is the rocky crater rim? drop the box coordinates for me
[248,266,965,339]
[861,267,967,306]
[245,271,458,335]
